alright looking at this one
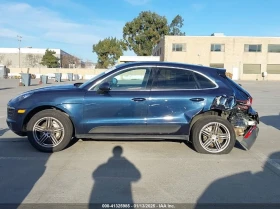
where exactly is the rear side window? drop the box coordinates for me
[194,73,217,89]
[152,68,199,89]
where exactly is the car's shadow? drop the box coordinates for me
[195,151,280,207]
[0,128,10,136]
[260,114,280,130]
[0,136,51,205]
[81,138,246,153]
[0,133,79,206]
[0,87,14,90]
[184,140,246,152]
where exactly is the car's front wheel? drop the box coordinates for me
[26,109,73,152]
[191,115,236,154]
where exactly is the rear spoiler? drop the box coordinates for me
[216,68,226,75]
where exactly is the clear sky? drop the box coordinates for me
[0,0,280,62]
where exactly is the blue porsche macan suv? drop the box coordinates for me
[6,61,259,154]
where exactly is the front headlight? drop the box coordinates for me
[16,93,33,102]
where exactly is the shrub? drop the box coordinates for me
[226,72,233,79]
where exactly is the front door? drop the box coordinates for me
[82,67,153,135]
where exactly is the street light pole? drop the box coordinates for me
[17,35,22,68]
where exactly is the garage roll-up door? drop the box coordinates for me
[267,64,280,74]
[243,64,261,74]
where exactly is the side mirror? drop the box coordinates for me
[112,78,118,85]
[99,82,111,92]
[74,82,83,87]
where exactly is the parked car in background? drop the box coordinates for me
[7,61,259,154]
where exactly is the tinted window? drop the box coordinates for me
[268,44,280,53]
[244,44,262,52]
[152,68,199,90]
[211,44,225,52]
[172,43,186,52]
[194,73,216,89]
[94,67,151,91]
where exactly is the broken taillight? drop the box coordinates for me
[248,97,253,106]
[244,125,257,139]
[237,97,253,107]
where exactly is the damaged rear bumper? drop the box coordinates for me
[237,125,259,150]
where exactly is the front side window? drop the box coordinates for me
[93,67,152,91]
[152,68,199,90]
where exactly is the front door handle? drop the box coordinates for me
[132,98,146,102]
[190,98,205,102]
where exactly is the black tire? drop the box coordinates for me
[26,109,73,152]
[191,115,236,154]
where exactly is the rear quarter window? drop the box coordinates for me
[194,73,216,89]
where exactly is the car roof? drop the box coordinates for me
[115,61,226,76]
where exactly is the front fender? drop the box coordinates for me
[55,104,84,135]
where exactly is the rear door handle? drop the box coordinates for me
[190,98,205,102]
[132,98,146,102]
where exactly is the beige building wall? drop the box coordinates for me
[153,35,280,80]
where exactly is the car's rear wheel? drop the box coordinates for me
[191,115,236,154]
[26,109,73,152]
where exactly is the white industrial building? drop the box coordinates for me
[0,48,79,68]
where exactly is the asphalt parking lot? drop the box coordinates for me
[0,78,280,208]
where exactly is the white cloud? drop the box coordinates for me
[0,2,125,60]
[124,0,151,6]
[0,28,21,38]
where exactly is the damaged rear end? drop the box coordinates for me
[211,72,260,150]
[228,100,259,150]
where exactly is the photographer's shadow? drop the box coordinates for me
[89,146,141,205]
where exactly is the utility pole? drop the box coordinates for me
[17,35,22,68]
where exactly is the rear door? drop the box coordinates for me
[146,67,218,135]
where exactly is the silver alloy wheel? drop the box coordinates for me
[32,117,65,148]
[198,122,231,153]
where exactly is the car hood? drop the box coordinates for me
[24,84,78,94]
[8,84,80,104]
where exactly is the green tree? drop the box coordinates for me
[92,37,127,68]
[40,49,60,68]
[123,11,169,56]
[168,15,185,36]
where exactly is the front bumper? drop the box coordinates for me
[6,105,28,136]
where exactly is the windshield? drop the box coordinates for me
[78,72,105,89]
[78,65,124,89]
